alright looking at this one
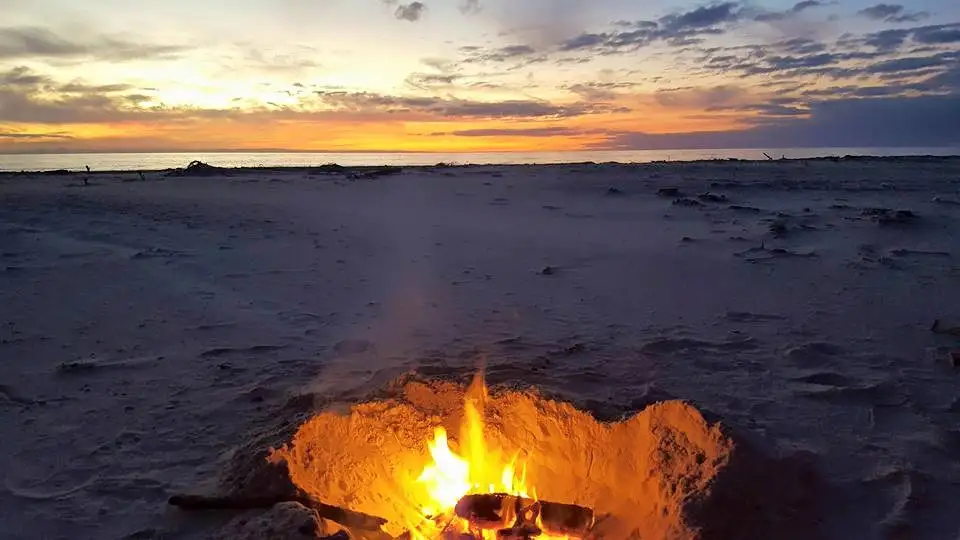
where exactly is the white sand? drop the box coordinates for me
[1,159,959,539]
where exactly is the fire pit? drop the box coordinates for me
[261,373,818,539]
[171,372,817,539]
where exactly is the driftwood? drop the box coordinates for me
[455,493,595,538]
[165,160,228,177]
[932,319,960,337]
[168,493,388,531]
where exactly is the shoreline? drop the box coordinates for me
[3,153,960,175]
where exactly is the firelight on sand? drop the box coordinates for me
[407,374,569,539]
[276,363,818,539]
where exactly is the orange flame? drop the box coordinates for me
[406,373,570,539]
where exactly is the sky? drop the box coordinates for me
[1,0,959,153]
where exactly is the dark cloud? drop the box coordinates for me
[913,24,960,45]
[394,2,426,21]
[916,61,960,91]
[314,90,616,119]
[792,0,825,13]
[0,66,158,124]
[0,65,51,86]
[866,53,957,74]
[559,33,608,52]
[0,86,133,124]
[560,2,744,53]
[803,84,922,98]
[458,44,542,65]
[764,53,840,70]
[887,12,930,23]
[695,23,959,84]
[0,26,186,61]
[847,24,960,56]
[660,2,741,31]
[598,95,960,149]
[858,4,928,24]
[755,0,828,22]
[863,29,911,50]
[860,4,905,20]
[778,38,827,55]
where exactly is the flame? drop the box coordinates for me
[406,373,570,539]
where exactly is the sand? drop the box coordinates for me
[1,158,959,539]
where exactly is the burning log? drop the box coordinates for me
[168,493,388,531]
[455,494,595,538]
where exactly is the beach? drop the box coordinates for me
[2,158,960,539]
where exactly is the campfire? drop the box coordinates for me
[399,374,593,539]
[221,372,821,540]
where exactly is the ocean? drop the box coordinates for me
[0,147,958,172]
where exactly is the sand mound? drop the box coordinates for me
[271,379,819,539]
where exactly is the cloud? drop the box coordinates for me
[792,0,826,13]
[405,72,460,90]
[0,26,186,61]
[692,21,960,85]
[1,65,52,86]
[0,62,624,128]
[651,86,809,118]
[859,4,905,19]
[858,4,928,24]
[492,0,602,50]
[916,61,960,91]
[655,85,746,108]
[778,37,827,55]
[395,2,426,21]
[913,24,960,45]
[854,24,960,54]
[660,2,741,32]
[566,82,634,101]
[444,126,586,137]
[560,2,744,53]
[458,44,542,65]
[314,90,619,118]
[0,66,156,124]
[754,0,828,22]
[863,29,911,50]
[459,0,481,15]
[597,95,960,149]
[0,130,73,140]
[865,53,958,74]
[0,87,132,124]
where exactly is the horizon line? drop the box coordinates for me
[3,145,960,156]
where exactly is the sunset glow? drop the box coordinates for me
[2,0,959,153]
